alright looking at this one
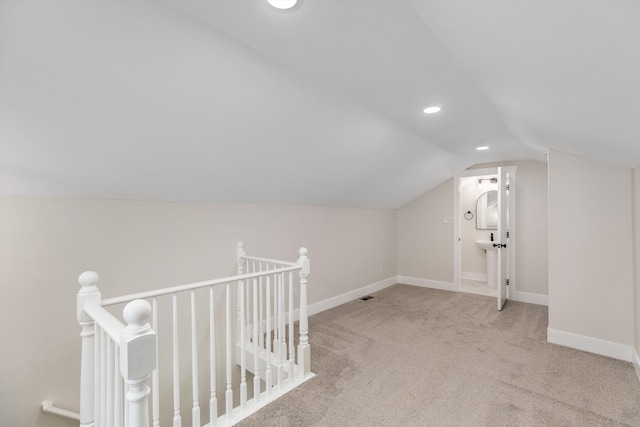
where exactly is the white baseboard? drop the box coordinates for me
[547,328,633,362]
[306,277,397,317]
[397,275,548,306]
[633,348,640,385]
[396,276,455,292]
[461,271,487,282]
[509,290,548,306]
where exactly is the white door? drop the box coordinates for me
[497,167,509,310]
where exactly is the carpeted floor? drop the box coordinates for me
[238,284,640,426]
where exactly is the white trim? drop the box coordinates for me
[306,277,397,317]
[396,276,455,292]
[547,328,633,362]
[505,167,517,304]
[633,348,640,385]
[461,271,487,282]
[509,290,548,306]
[453,166,518,298]
[302,275,547,320]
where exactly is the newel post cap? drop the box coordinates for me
[77,271,101,321]
[78,271,99,292]
[123,299,152,334]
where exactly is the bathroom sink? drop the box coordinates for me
[476,240,497,286]
[475,240,496,251]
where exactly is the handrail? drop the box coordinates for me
[83,304,125,342]
[102,265,302,306]
[240,254,298,267]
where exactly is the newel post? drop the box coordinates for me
[120,300,156,427]
[296,248,311,378]
[77,271,101,427]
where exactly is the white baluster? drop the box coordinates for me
[100,329,107,426]
[191,290,201,427]
[274,274,284,387]
[288,272,295,381]
[239,278,247,409]
[120,299,156,427]
[259,270,264,349]
[151,298,160,427]
[297,248,311,378]
[236,241,246,349]
[225,283,233,419]
[265,275,272,397]
[106,338,114,427]
[247,262,253,337]
[209,287,218,425]
[236,242,247,413]
[271,266,278,377]
[114,344,123,427]
[252,277,261,402]
[246,278,252,348]
[78,271,101,427]
[281,273,287,379]
[94,325,100,427]
[276,273,284,387]
[172,294,181,427]
[124,380,128,427]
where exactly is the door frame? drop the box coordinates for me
[453,166,517,300]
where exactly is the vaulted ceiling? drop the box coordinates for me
[1,0,638,208]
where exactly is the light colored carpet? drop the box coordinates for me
[238,284,640,426]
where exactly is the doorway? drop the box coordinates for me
[453,166,517,310]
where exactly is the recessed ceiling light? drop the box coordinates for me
[267,0,298,9]
[423,106,441,114]
[476,146,490,151]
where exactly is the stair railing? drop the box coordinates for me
[231,242,312,415]
[75,242,312,427]
[77,271,157,427]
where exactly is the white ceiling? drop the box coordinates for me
[1,0,638,208]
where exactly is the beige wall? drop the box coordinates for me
[397,179,454,283]
[397,160,548,295]
[0,194,397,426]
[511,160,549,295]
[548,149,634,347]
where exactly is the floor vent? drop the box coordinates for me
[360,296,374,301]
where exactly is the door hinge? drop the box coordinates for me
[506,279,509,286]
[506,231,510,238]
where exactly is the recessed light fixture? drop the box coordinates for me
[267,0,298,10]
[476,146,490,151]
[423,106,441,114]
